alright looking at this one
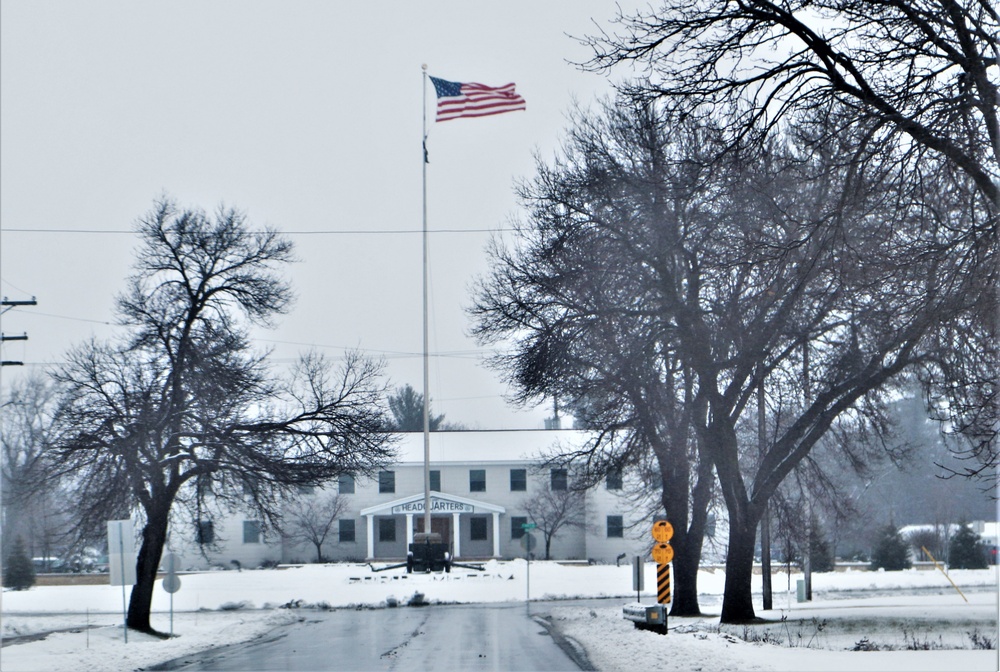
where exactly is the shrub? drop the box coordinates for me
[851,637,881,651]
[3,536,36,590]
[968,629,996,650]
[870,523,911,571]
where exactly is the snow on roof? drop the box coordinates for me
[900,521,999,541]
[389,429,593,465]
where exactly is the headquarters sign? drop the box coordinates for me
[392,497,475,515]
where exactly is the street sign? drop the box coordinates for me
[652,520,674,543]
[520,532,537,552]
[107,520,136,586]
[162,553,181,593]
[162,574,182,593]
[160,552,182,637]
[521,522,537,530]
[657,563,672,604]
[632,556,644,592]
[651,543,674,565]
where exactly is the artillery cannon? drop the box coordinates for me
[369,532,486,573]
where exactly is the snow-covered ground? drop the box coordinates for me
[2,562,997,671]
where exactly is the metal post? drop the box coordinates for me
[118,521,128,643]
[421,65,431,537]
[803,340,812,601]
[759,367,772,610]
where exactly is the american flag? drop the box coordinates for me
[429,76,526,122]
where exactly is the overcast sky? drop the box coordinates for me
[0,1,644,429]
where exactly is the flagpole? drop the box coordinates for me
[421,64,432,539]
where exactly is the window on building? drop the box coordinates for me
[606,469,623,490]
[551,468,568,491]
[296,485,315,495]
[339,473,355,494]
[511,516,528,540]
[470,516,488,541]
[469,469,486,492]
[243,520,262,544]
[379,470,395,494]
[607,515,624,538]
[339,519,356,543]
[430,470,441,492]
[379,518,396,542]
[195,519,214,545]
[510,468,526,492]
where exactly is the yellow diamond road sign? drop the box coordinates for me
[652,520,674,543]
[651,542,674,565]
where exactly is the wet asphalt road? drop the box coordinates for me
[152,601,593,671]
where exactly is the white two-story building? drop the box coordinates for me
[171,430,654,569]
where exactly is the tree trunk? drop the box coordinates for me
[314,542,323,563]
[127,506,170,635]
[670,534,702,615]
[719,513,759,623]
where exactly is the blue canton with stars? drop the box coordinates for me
[430,76,462,98]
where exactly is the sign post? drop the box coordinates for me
[521,523,536,602]
[107,520,136,643]
[651,520,674,633]
[622,521,674,636]
[162,553,182,636]
[632,555,644,602]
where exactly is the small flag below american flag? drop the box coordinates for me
[429,76,526,122]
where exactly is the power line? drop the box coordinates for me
[0,227,515,236]
[10,309,113,326]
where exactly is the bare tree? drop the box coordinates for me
[281,492,347,562]
[521,478,587,560]
[49,200,396,635]
[1,372,69,562]
[472,97,718,615]
[583,0,999,208]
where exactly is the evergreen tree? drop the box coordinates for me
[948,523,988,569]
[809,524,834,573]
[870,523,912,571]
[4,535,36,590]
[387,384,445,432]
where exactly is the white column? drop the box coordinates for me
[452,512,461,558]
[406,514,414,547]
[365,515,375,560]
[492,512,501,557]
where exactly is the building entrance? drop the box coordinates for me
[360,491,504,560]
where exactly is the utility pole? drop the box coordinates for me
[1,297,37,367]
[1,333,28,367]
[0,295,37,610]
[802,339,812,601]
[759,367,773,610]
